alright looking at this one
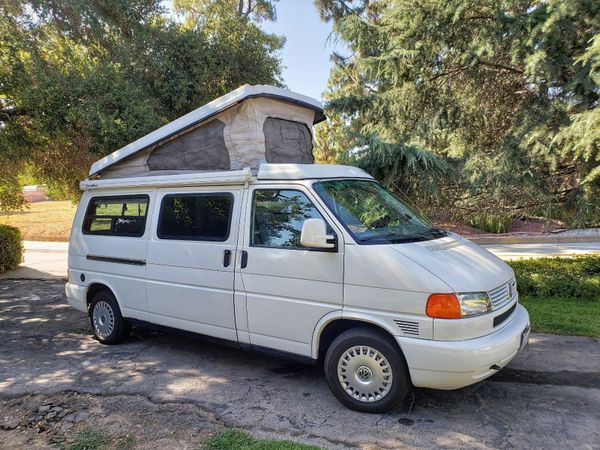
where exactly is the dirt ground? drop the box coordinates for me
[0,392,222,449]
[1,279,599,449]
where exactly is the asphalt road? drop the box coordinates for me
[1,279,599,449]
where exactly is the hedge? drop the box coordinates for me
[0,224,23,273]
[508,255,600,299]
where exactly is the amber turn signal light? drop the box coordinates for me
[426,293,461,319]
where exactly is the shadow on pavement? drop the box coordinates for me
[1,279,599,449]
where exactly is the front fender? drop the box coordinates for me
[311,309,411,359]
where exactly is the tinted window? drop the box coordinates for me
[158,193,233,241]
[83,196,149,237]
[251,189,324,248]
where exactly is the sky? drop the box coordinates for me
[259,0,340,101]
[164,0,341,101]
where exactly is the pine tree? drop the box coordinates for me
[315,0,599,225]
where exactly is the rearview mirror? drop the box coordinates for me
[300,218,335,249]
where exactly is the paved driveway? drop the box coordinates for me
[481,242,600,260]
[1,279,599,449]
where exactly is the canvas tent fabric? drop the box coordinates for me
[90,85,325,179]
[263,118,313,164]
[147,119,230,171]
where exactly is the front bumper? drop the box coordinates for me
[397,304,530,389]
[65,282,87,312]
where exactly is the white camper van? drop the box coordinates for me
[66,85,530,413]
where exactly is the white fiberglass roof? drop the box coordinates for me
[80,164,373,190]
[88,85,325,177]
[256,163,373,181]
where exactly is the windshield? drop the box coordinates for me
[313,179,446,244]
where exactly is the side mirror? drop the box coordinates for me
[300,218,335,249]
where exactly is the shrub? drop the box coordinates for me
[0,224,23,273]
[469,213,512,233]
[0,184,27,211]
[508,256,600,299]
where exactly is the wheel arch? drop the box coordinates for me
[312,311,408,364]
[85,280,121,311]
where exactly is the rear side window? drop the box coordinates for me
[158,193,233,241]
[83,195,149,237]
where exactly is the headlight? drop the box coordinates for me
[457,292,492,317]
[426,292,492,318]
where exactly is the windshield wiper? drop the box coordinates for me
[417,227,448,239]
[429,226,446,234]
[359,233,428,243]
[359,227,447,243]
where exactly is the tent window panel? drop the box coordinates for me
[263,118,314,164]
[147,119,230,171]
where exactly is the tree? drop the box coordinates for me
[174,0,279,25]
[314,0,600,226]
[0,0,283,208]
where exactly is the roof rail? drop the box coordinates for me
[80,168,253,190]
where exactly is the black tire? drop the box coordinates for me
[324,327,409,413]
[88,290,130,345]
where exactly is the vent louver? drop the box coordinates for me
[493,303,517,327]
[393,320,420,336]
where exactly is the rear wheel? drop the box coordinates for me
[324,327,409,413]
[88,290,130,345]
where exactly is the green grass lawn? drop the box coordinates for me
[67,429,123,450]
[509,256,600,337]
[200,429,320,450]
[519,296,600,337]
[66,428,319,450]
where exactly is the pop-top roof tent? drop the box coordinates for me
[89,85,326,179]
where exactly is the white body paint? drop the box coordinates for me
[67,163,530,390]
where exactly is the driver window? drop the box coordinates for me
[251,189,324,249]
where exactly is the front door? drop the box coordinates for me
[145,187,242,341]
[238,185,344,356]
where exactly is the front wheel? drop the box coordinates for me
[88,290,130,345]
[324,327,409,413]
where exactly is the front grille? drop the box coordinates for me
[493,303,517,327]
[489,279,517,310]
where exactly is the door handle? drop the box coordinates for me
[241,250,248,269]
[223,250,231,267]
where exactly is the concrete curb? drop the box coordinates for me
[468,235,600,245]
